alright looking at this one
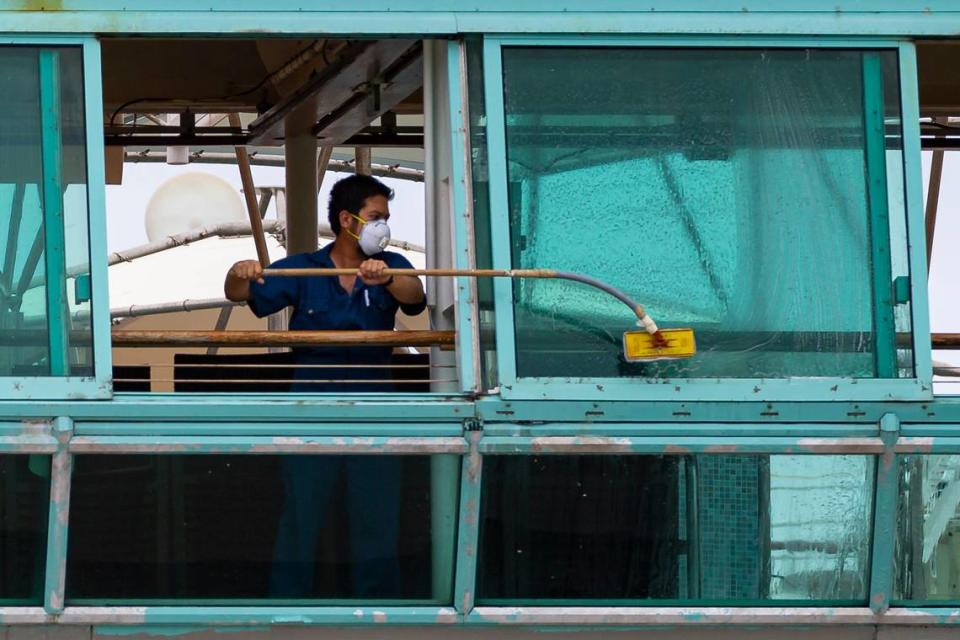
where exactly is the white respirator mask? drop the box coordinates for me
[348,214,391,256]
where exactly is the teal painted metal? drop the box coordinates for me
[481,422,883,438]
[895,436,960,452]
[66,435,468,454]
[869,413,899,614]
[0,397,474,421]
[473,398,957,423]
[447,39,481,395]
[42,416,72,615]
[453,429,482,615]
[477,435,885,455]
[38,49,68,377]
[862,51,896,379]
[6,396,960,423]
[481,38,518,399]
[898,42,934,390]
[3,4,960,36]
[72,421,466,436]
[82,37,113,399]
[0,38,109,400]
[480,35,930,403]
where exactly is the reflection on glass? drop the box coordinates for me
[0,455,50,603]
[500,47,909,379]
[466,37,498,390]
[67,455,452,602]
[478,455,874,603]
[895,455,960,601]
[0,46,91,378]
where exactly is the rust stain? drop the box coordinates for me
[11,1,65,10]
[703,444,739,453]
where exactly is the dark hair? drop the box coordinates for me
[327,174,393,234]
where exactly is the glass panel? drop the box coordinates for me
[0,46,92,378]
[67,455,456,603]
[895,454,960,601]
[0,455,51,604]
[466,38,498,390]
[478,455,874,603]
[499,47,907,379]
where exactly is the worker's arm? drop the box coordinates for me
[224,259,264,302]
[359,259,425,306]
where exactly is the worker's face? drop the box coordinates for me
[340,195,391,240]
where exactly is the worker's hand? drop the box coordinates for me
[358,259,390,286]
[228,259,265,285]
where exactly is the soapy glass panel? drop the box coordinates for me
[500,47,908,379]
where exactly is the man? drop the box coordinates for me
[225,174,426,598]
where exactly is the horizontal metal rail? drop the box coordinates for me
[68,435,469,455]
[1,606,959,626]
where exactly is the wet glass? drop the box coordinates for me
[67,455,456,603]
[0,455,51,604]
[0,46,92,378]
[499,47,910,379]
[478,454,874,603]
[894,455,960,602]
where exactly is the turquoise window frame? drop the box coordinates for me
[0,36,111,401]
[481,35,932,402]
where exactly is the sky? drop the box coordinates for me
[105,161,426,254]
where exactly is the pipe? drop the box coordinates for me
[263,267,661,337]
[124,150,425,182]
[229,113,270,267]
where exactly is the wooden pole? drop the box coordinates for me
[263,267,559,278]
[110,329,455,348]
[229,113,270,267]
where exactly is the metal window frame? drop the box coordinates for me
[0,36,111,400]
[481,35,932,402]
[5,421,960,624]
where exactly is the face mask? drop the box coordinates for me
[347,214,391,256]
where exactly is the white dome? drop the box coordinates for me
[144,172,245,242]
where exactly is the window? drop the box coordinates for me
[479,41,923,398]
[0,455,50,604]
[67,454,459,603]
[895,454,960,602]
[478,454,874,604]
[0,45,100,395]
[100,37,473,397]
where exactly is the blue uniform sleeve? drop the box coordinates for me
[384,252,427,316]
[247,255,302,318]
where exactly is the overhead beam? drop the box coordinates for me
[314,43,424,145]
[247,39,419,146]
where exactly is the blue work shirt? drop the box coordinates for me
[248,243,427,391]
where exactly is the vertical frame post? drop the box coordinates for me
[38,49,69,376]
[453,427,482,616]
[43,416,73,614]
[869,412,900,613]
[862,52,896,379]
[897,42,933,389]
[82,38,113,394]
[448,38,481,394]
[481,38,519,389]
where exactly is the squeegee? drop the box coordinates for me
[263,267,696,362]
